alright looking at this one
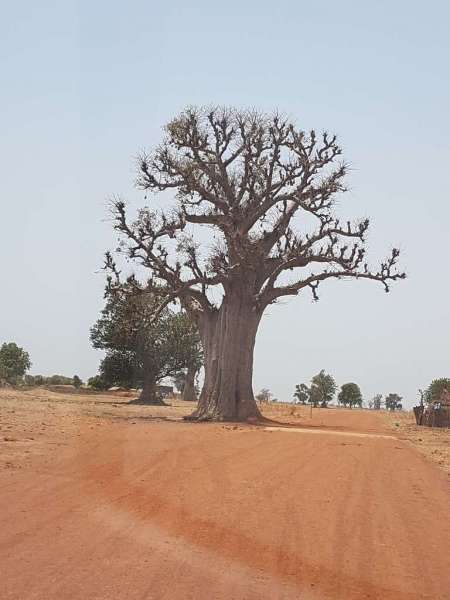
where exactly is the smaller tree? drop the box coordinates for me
[87,375,108,390]
[293,383,310,405]
[338,383,363,409]
[310,370,336,408]
[0,342,31,385]
[73,375,83,389]
[385,393,402,411]
[424,378,450,404]
[256,388,273,403]
[91,280,201,404]
[370,393,383,410]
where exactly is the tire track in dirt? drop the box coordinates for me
[1,414,449,599]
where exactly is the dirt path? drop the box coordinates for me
[1,395,449,599]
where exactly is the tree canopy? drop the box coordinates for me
[310,370,337,407]
[293,383,310,405]
[256,388,273,403]
[338,382,363,408]
[97,351,138,389]
[424,378,450,404]
[385,393,402,411]
[0,342,31,385]
[91,282,200,403]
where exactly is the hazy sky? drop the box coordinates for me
[1,1,449,408]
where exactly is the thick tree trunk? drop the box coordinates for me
[182,364,197,402]
[187,291,262,421]
[138,371,166,405]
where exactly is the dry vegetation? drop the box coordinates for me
[0,388,196,470]
[384,409,450,475]
[2,389,449,476]
[2,388,423,470]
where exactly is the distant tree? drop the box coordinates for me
[370,393,383,410]
[24,374,35,386]
[73,375,83,389]
[91,281,200,404]
[0,342,31,385]
[87,375,108,390]
[33,375,45,386]
[310,370,336,407]
[373,394,383,410]
[338,382,363,409]
[418,389,425,406]
[424,378,450,404]
[293,383,310,405]
[256,388,273,403]
[46,374,74,385]
[385,393,402,411]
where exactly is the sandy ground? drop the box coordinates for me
[384,409,450,475]
[1,389,449,600]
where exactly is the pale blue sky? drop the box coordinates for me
[1,1,449,407]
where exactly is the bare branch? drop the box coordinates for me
[260,248,406,306]
[107,106,404,319]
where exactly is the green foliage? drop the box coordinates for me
[424,378,450,404]
[385,393,402,411]
[23,374,45,386]
[19,373,78,387]
[338,382,363,408]
[310,370,336,407]
[99,351,137,389]
[90,283,202,389]
[87,375,108,390]
[46,374,74,385]
[0,342,31,384]
[293,383,310,405]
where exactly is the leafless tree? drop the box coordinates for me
[109,107,405,421]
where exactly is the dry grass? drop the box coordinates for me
[385,410,450,475]
[3,389,449,476]
[0,387,196,470]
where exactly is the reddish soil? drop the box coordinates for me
[1,390,449,599]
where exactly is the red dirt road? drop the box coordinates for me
[1,400,450,599]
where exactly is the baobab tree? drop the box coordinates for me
[109,107,404,421]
